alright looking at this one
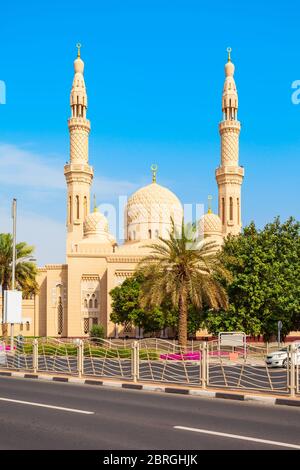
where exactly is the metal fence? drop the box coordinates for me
[138,339,202,385]
[0,337,299,397]
[206,341,290,394]
[83,338,133,381]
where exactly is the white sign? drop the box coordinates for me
[3,290,22,324]
[219,332,246,347]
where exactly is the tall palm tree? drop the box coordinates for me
[0,233,38,335]
[136,219,230,348]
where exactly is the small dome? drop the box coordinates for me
[225,60,235,77]
[83,210,109,237]
[74,56,84,74]
[198,212,222,236]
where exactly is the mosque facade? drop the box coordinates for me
[5,47,245,338]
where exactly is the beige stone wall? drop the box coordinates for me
[0,296,35,336]
[66,254,108,337]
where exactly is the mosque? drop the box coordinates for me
[3,46,245,338]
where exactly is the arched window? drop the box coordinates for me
[84,299,88,308]
[84,196,87,218]
[155,229,159,238]
[222,198,225,225]
[148,229,152,239]
[89,298,93,308]
[76,195,80,219]
[94,298,98,309]
[237,198,240,224]
[84,318,89,334]
[57,296,63,335]
[229,197,233,221]
[69,196,72,224]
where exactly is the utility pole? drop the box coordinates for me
[10,198,17,351]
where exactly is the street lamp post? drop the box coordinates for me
[10,199,17,351]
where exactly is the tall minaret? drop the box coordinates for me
[64,44,93,252]
[216,47,244,236]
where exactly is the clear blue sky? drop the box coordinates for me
[0,0,299,265]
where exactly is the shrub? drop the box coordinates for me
[89,324,105,341]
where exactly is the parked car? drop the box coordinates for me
[265,343,300,368]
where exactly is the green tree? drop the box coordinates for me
[110,274,205,337]
[206,217,300,340]
[110,274,178,335]
[0,233,38,335]
[136,220,230,347]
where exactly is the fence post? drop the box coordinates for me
[33,339,38,374]
[132,340,139,383]
[77,339,83,378]
[289,344,296,397]
[201,342,207,389]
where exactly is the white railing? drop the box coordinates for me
[0,337,298,397]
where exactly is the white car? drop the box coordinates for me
[265,343,300,368]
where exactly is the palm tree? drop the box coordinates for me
[0,233,38,335]
[136,219,230,348]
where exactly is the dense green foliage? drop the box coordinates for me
[0,233,38,298]
[89,324,105,340]
[110,274,205,337]
[135,220,229,346]
[110,274,177,335]
[205,217,300,340]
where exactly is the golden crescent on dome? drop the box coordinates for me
[151,164,158,182]
[76,43,82,57]
[227,47,232,62]
[208,194,213,213]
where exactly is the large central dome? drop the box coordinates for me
[126,180,183,242]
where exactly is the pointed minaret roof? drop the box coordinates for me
[222,47,238,117]
[70,43,88,113]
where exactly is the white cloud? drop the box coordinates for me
[0,143,64,189]
[0,142,140,265]
[0,206,65,266]
[0,142,138,200]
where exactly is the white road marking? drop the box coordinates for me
[0,397,94,414]
[174,426,300,449]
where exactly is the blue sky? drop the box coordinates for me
[0,0,299,265]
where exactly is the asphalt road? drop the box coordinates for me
[0,376,299,450]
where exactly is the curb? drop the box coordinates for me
[1,370,300,408]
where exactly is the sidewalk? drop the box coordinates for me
[0,368,299,408]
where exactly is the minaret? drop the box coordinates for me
[216,47,244,236]
[64,44,93,252]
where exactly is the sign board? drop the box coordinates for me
[3,290,22,324]
[218,332,246,347]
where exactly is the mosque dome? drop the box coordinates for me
[83,209,115,245]
[126,167,183,242]
[84,210,108,236]
[198,211,222,236]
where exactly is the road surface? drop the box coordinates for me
[0,376,299,450]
